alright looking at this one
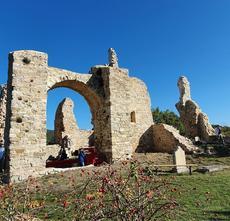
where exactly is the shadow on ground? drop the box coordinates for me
[208,210,230,221]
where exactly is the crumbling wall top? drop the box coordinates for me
[9,50,48,66]
[108,48,118,67]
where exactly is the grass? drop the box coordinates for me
[171,171,230,221]
[0,154,230,221]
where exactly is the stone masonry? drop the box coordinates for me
[54,97,93,151]
[2,49,154,181]
[0,85,7,143]
[176,76,215,141]
[151,124,198,153]
[1,49,200,182]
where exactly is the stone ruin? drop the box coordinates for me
[176,76,215,141]
[54,98,93,152]
[151,124,197,153]
[0,49,198,182]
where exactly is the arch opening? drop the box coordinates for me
[46,79,104,163]
[47,88,94,145]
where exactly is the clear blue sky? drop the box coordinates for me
[1,0,230,129]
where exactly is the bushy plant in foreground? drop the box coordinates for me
[0,160,178,221]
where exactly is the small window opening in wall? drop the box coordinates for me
[131,111,136,123]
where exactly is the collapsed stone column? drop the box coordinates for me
[54,97,93,151]
[0,85,7,143]
[176,76,215,141]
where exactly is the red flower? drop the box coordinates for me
[86,194,95,201]
[63,200,69,208]
[99,188,105,193]
[146,190,153,199]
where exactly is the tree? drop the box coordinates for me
[152,107,185,135]
[47,129,56,144]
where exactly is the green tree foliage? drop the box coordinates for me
[222,126,230,136]
[152,107,185,135]
[47,129,56,144]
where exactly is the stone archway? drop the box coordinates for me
[4,50,154,182]
[48,79,103,152]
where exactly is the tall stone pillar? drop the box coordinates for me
[107,68,133,161]
[101,67,133,161]
[5,50,48,182]
[90,65,133,162]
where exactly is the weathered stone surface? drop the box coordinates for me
[4,49,154,182]
[198,112,216,141]
[108,48,118,67]
[152,124,198,153]
[176,76,215,141]
[4,50,49,182]
[177,76,191,105]
[0,84,7,143]
[4,50,206,182]
[173,146,189,174]
[45,145,60,159]
[54,98,93,151]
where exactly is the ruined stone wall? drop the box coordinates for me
[0,85,7,143]
[4,49,156,181]
[97,67,154,160]
[129,78,154,152]
[51,65,154,161]
[55,98,79,146]
[176,76,215,141]
[5,51,48,182]
[48,66,109,161]
[152,124,198,153]
[54,98,93,150]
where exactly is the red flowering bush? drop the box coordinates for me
[0,160,178,220]
[73,160,178,220]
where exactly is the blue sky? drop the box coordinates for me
[1,0,230,129]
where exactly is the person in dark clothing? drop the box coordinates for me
[215,125,224,144]
[215,126,222,136]
[79,149,86,166]
[58,147,67,160]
